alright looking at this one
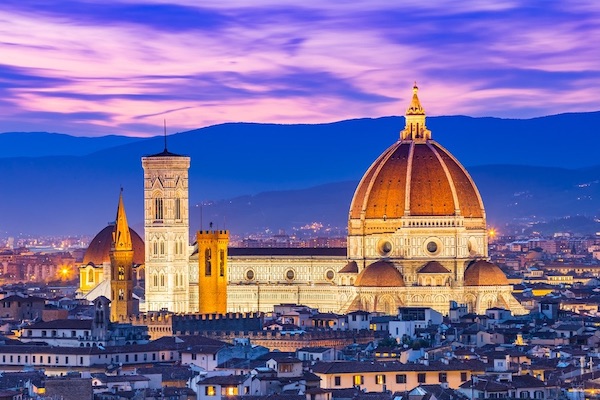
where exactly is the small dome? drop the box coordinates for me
[83,225,145,265]
[339,261,358,274]
[418,261,450,274]
[464,260,508,286]
[354,261,405,287]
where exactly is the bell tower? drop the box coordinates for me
[197,230,229,314]
[142,144,190,313]
[109,190,138,322]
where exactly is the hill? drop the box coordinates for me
[1,112,600,236]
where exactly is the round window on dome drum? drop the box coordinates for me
[426,241,439,254]
[326,270,335,280]
[245,270,255,280]
[378,239,393,256]
[286,269,295,281]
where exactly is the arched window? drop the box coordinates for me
[219,249,225,277]
[153,274,158,287]
[88,270,94,283]
[160,241,165,255]
[153,242,158,256]
[205,248,212,276]
[154,197,164,220]
[118,289,125,300]
[160,274,165,287]
[175,197,181,220]
[118,266,125,281]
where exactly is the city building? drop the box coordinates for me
[79,86,525,316]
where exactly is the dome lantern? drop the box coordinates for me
[400,82,431,142]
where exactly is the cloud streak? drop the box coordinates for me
[0,1,598,136]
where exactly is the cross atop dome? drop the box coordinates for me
[400,83,431,142]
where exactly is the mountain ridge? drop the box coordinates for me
[1,112,599,236]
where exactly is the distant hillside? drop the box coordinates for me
[1,112,600,236]
[0,132,145,158]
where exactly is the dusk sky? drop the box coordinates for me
[1,1,599,137]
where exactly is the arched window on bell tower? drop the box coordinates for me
[154,197,164,220]
[219,249,225,277]
[175,197,181,220]
[205,248,212,276]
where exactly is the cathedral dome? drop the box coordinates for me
[464,260,508,286]
[354,260,405,287]
[83,225,145,266]
[349,85,484,222]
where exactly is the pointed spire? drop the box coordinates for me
[400,82,431,142]
[112,189,132,251]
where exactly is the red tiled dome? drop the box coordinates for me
[83,225,145,265]
[349,140,484,220]
[354,261,405,287]
[464,260,508,286]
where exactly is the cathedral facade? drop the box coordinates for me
[79,86,526,316]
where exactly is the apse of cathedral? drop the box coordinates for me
[78,86,526,316]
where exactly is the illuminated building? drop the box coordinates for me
[142,147,191,313]
[80,86,525,316]
[109,191,138,321]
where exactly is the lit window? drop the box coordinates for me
[353,375,364,385]
[376,374,386,385]
[205,386,216,396]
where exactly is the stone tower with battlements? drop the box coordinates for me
[197,230,229,314]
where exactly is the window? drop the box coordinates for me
[71,330,76,337]
[80,357,83,364]
[118,266,125,281]
[205,248,212,276]
[219,249,225,277]
[154,197,164,220]
[153,274,158,287]
[205,386,216,396]
[65,356,69,364]
[33,356,36,363]
[160,274,165,287]
[439,372,447,383]
[396,374,407,384]
[353,375,364,386]
[334,376,341,386]
[119,289,125,301]
[192,353,197,360]
[461,372,468,381]
[520,392,531,399]
[222,387,238,396]
[418,373,426,383]
[534,391,544,399]
[88,270,94,282]
[175,197,181,220]
[376,374,386,385]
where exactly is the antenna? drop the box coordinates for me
[163,119,168,152]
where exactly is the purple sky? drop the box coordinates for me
[0,1,599,137]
